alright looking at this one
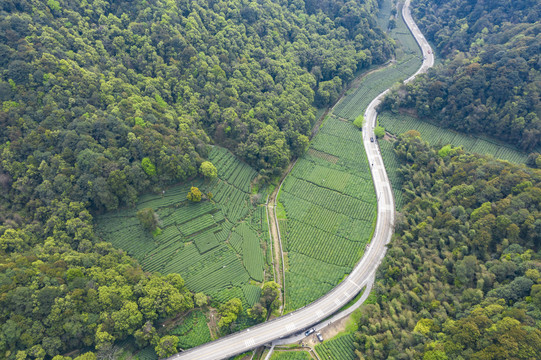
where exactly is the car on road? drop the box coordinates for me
[370,137,374,142]
[304,328,315,336]
[316,332,323,342]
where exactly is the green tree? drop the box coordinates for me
[155,335,179,358]
[136,208,160,232]
[247,303,267,321]
[137,274,193,321]
[438,144,456,158]
[187,187,202,202]
[353,115,365,129]
[73,353,97,360]
[194,293,208,308]
[218,298,243,329]
[261,281,281,310]
[374,126,385,138]
[141,158,157,177]
[199,161,217,179]
[134,322,158,349]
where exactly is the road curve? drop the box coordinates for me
[169,1,433,359]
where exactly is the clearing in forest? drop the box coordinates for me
[95,146,268,314]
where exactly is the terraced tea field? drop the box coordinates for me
[279,116,377,310]
[95,146,269,308]
[378,112,530,164]
[277,0,428,312]
[315,333,357,360]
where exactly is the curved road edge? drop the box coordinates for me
[168,1,433,358]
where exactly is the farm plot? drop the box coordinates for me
[234,223,265,282]
[171,310,212,350]
[285,272,335,311]
[376,0,393,30]
[279,116,376,311]
[315,333,357,360]
[95,146,268,310]
[378,112,530,164]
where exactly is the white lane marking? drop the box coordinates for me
[245,338,255,348]
[316,310,325,318]
[285,323,296,332]
[344,291,350,298]
[334,299,341,306]
[348,278,362,289]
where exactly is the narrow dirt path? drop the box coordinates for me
[266,159,296,315]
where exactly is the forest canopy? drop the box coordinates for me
[0,0,393,358]
[354,133,541,359]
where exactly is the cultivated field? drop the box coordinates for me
[378,112,530,164]
[315,333,357,360]
[279,116,377,310]
[95,147,269,311]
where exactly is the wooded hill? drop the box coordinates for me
[0,0,393,358]
[354,132,541,359]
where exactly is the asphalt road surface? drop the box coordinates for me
[169,1,433,358]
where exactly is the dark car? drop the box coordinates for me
[304,328,315,336]
[370,137,374,142]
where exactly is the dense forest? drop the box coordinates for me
[0,0,394,358]
[380,0,541,153]
[354,132,541,359]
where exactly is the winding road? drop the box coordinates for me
[169,1,433,358]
